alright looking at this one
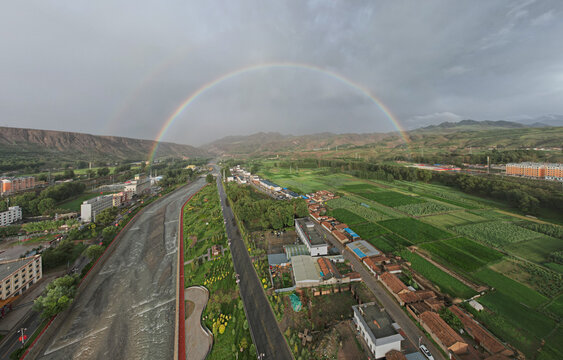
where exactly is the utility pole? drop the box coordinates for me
[18,327,28,347]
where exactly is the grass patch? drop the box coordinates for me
[453,221,544,247]
[59,193,106,212]
[443,237,504,263]
[379,218,452,244]
[504,236,563,265]
[395,201,455,216]
[419,242,487,273]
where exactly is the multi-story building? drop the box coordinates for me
[124,174,151,195]
[0,255,42,300]
[352,303,404,359]
[112,191,132,207]
[506,162,563,181]
[0,206,22,226]
[0,176,35,195]
[295,218,328,256]
[81,195,113,223]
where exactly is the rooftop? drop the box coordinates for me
[267,253,289,266]
[380,272,408,294]
[420,311,466,348]
[292,255,320,283]
[284,244,310,259]
[347,240,381,259]
[353,303,403,341]
[0,256,38,280]
[296,218,326,246]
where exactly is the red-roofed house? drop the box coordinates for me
[419,311,468,355]
[332,230,349,245]
[334,223,349,231]
[449,306,513,357]
[363,257,382,277]
[321,221,333,232]
[380,272,410,305]
[384,264,402,274]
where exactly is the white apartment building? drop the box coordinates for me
[353,303,404,359]
[0,206,22,226]
[124,174,151,195]
[81,195,113,223]
[295,218,328,256]
[0,255,42,300]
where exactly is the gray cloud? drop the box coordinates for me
[1,0,562,145]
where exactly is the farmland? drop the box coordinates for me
[378,218,452,244]
[356,190,426,207]
[326,197,391,222]
[327,208,367,225]
[350,222,388,241]
[420,211,488,228]
[398,250,477,299]
[253,163,563,359]
[453,221,545,247]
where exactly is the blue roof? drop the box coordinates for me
[344,228,360,238]
[352,248,366,258]
[301,195,309,199]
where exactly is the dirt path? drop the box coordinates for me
[185,286,212,360]
[495,210,550,224]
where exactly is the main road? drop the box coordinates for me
[215,170,293,360]
[32,178,206,360]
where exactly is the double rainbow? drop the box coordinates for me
[148,62,409,162]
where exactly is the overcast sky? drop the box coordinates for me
[1,1,562,145]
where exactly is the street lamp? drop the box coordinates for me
[18,327,28,347]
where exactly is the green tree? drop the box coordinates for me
[95,208,117,226]
[63,169,75,179]
[97,167,110,177]
[33,274,80,318]
[206,174,214,183]
[85,245,105,261]
[38,198,56,215]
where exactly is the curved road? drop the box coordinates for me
[184,286,212,360]
[33,179,206,360]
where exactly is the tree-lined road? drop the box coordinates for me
[216,171,293,360]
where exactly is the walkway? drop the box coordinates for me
[185,286,212,360]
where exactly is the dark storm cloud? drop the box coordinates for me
[1,0,562,145]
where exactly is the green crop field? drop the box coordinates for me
[398,250,477,299]
[328,208,367,225]
[327,197,390,222]
[347,195,405,218]
[453,221,544,247]
[395,201,455,216]
[357,190,426,207]
[419,242,487,273]
[394,181,485,209]
[420,212,488,228]
[504,235,563,265]
[443,237,504,263]
[546,294,563,319]
[339,183,384,193]
[379,218,452,244]
[474,268,548,308]
[366,236,397,253]
[351,222,388,240]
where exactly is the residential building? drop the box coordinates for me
[380,272,410,305]
[506,162,563,181]
[363,257,382,276]
[0,176,35,196]
[81,195,113,223]
[331,230,349,245]
[124,174,151,195]
[419,311,468,355]
[0,206,22,226]
[0,255,42,300]
[343,228,360,241]
[347,240,381,260]
[295,218,328,256]
[352,303,404,359]
[291,255,321,288]
[449,306,513,357]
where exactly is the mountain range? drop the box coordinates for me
[0,126,209,161]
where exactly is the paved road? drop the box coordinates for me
[184,286,212,360]
[216,174,293,360]
[316,223,445,360]
[0,310,41,360]
[32,179,206,360]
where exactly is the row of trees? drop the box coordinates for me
[1,182,86,216]
[226,184,308,230]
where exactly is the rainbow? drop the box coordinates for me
[149,62,410,162]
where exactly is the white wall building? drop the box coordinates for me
[124,174,151,195]
[295,218,328,256]
[353,303,404,359]
[0,206,22,226]
[0,255,42,300]
[81,195,113,223]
